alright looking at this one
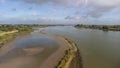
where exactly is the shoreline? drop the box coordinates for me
[0,29,33,48]
[0,32,18,47]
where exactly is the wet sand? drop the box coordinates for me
[0,31,71,68]
[39,35,70,68]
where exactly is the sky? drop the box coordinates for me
[0,0,120,25]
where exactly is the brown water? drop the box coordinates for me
[44,26,120,68]
[0,32,59,68]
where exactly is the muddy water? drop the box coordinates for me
[0,32,59,68]
[44,26,120,68]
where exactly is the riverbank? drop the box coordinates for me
[0,31,32,47]
[0,29,33,48]
[0,25,55,49]
[39,29,82,68]
[0,30,18,47]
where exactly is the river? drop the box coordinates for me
[0,26,120,68]
[44,26,120,68]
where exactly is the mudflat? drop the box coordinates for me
[0,33,70,68]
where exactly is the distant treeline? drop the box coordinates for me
[0,24,49,32]
[0,24,71,32]
[75,24,120,31]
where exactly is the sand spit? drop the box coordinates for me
[39,33,70,68]
[56,38,82,68]
[39,29,82,68]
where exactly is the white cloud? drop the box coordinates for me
[89,0,120,8]
[11,0,120,19]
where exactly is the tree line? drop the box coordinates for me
[75,24,120,31]
[0,24,49,32]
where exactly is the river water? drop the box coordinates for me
[44,26,120,68]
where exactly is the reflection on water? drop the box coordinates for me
[0,32,59,68]
[44,26,120,68]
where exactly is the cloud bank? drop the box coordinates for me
[11,0,120,19]
[11,0,120,8]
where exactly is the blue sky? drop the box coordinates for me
[0,0,120,25]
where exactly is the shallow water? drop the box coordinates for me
[0,32,59,68]
[44,26,120,68]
